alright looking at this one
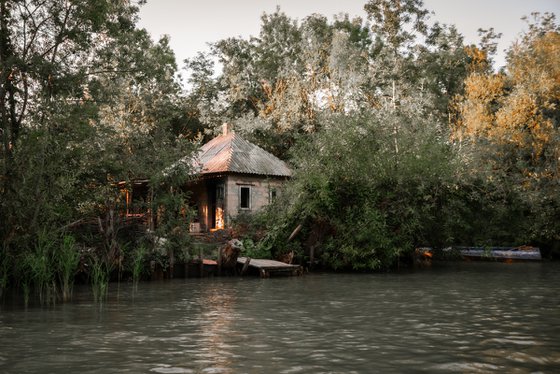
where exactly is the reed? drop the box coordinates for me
[57,235,80,302]
[26,231,57,305]
[90,259,109,303]
[131,244,147,291]
[22,281,31,307]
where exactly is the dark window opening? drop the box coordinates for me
[240,186,251,209]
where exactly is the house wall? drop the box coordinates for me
[224,174,286,224]
[187,174,287,232]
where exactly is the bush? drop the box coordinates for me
[258,112,459,270]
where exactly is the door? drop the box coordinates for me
[209,182,225,230]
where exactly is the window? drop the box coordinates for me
[269,188,277,203]
[240,186,251,209]
[216,184,224,201]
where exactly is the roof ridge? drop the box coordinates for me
[223,132,236,171]
[197,131,291,177]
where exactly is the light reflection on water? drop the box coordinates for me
[1,262,560,373]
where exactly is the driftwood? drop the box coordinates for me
[288,224,303,242]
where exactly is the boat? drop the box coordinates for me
[456,246,541,261]
[415,246,542,262]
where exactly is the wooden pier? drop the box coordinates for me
[237,257,303,277]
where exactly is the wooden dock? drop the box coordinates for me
[237,257,303,277]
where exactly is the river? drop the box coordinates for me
[1,262,559,373]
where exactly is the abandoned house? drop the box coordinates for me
[187,124,292,232]
[120,125,291,232]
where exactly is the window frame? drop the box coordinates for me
[239,185,251,210]
[269,187,277,203]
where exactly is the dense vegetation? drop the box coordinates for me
[0,0,195,303]
[1,0,558,301]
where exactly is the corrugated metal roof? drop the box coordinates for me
[195,133,292,177]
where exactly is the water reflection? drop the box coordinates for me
[1,263,559,373]
[194,285,236,373]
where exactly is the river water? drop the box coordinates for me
[1,262,559,373]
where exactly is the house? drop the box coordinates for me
[187,124,291,232]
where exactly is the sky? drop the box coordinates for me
[138,0,560,75]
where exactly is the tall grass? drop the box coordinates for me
[21,280,31,307]
[131,244,147,291]
[91,259,109,303]
[57,235,80,302]
[25,230,57,305]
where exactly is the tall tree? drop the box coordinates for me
[0,0,194,259]
[452,12,560,249]
[1,0,140,246]
[364,0,430,160]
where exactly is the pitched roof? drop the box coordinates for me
[195,132,292,177]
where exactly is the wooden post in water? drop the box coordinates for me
[198,246,203,278]
[217,246,223,276]
[241,257,251,276]
[309,245,315,271]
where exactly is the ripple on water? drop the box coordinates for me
[484,337,540,346]
[201,367,229,374]
[150,365,193,374]
[433,362,502,372]
[507,351,552,365]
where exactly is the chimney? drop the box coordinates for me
[222,123,233,136]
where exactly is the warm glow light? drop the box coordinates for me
[215,207,224,229]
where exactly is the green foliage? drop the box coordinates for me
[240,238,272,260]
[151,188,194,263]
[260,111,459,270]
[183,1,473,163]
[452,14,560,253]
[230,211,277,259]
[0,0,199,297]
[0,0,556,294]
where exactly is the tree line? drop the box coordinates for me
[1,0,558,301]
[185,1,558,269]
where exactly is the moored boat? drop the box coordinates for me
[457,246,541,261]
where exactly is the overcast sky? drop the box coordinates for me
[138,0,560,73]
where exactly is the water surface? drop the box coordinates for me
[1,262,559,373]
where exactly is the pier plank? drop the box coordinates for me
[237,257,302,277]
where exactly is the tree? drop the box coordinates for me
[0,0,197,294]
[452,13,560,252]
[417,23,470,124]
[260,110,458,270]
[364,0,431,162]
[1,0,141,248]
[364,0,429,108]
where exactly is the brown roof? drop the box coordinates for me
[194,132,292,177]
